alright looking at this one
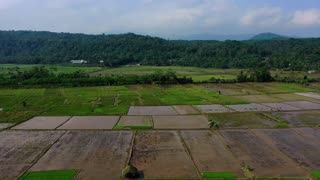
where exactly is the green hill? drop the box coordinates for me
[0,30,320,71]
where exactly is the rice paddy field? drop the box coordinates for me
[1,65,320,179]
[1,82,320,124]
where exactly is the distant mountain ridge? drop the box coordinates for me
[250,33,290,40]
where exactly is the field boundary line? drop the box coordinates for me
[126,130,136,166]
[55,116,73,130]
[18,130,69,179]
[177,130,202,179]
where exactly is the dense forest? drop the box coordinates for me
[1,30,320,70]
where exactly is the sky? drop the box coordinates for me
[0,0,320,38]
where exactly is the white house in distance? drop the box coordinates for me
[70,59,88,64]
[308,70,316,74]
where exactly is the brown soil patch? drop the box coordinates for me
[181,130,243,177]
[12,116,70,130]
[117,116,152,127]
[253,129,320,171]
[30,131,133,179]
[219,129,308,178]
[294,128,320,144]
[130,131,200,179]
[58,116,119,130]
[153,115,209,129]
[173,105,200,115]
[0,131,64,180]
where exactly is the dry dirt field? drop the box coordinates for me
[180,130,244,177]
[219,129,308,178]
[130,131,200,179]
[152,115,209,129]
[58,116,120,130]
[12,116,71,130]
[0,131,64,179]
[30,131,133,179]
[253,129,320,171]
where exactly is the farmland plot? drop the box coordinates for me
[295,92,320,99]
[261,103,301,111]
[128,106,178,115]
[270,111,320,127]
[181,130,243,177]
[58,116,119,130]
[173,105,200,115]
[284,101,320,110]
[235,94,284,103]
[12,116,71,130]
[219,130,308,178]
[130,131,200,179]
[0,131,64,180]
[208,113,276,128]
[253,129,320,171]
[115,116,153,129]
[153,115,209,129]
[294,128,320,144]
[30,131,133,179]
[195,104,234,113]
[227,103,273,112]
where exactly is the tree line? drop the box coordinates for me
[0,66,314,87]
[1,30,320,71]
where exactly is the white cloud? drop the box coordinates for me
[291,9,320,26]
[240,7,283,27]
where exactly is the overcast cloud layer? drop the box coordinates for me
[0,0,319,38]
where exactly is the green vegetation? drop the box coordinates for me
[0,85,247,123]
[121,165,139,179]
[311,171,320,179]
[19,170,78,180]
[1,31,320,71]
[208,113,277,129]
[201,172,235,179]
[114,125,153,130]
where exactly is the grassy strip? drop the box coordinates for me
[19,170,78,180]
[311,171,320,179]
[113,125,153,130]
[201,172,235,179]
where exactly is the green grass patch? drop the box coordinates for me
[113,125,153,130]
[19,170,78,180]
[311,171,320,179]
[201,172,235,179]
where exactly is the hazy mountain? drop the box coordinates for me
[250,32,290,40]
[173,33,254,41]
